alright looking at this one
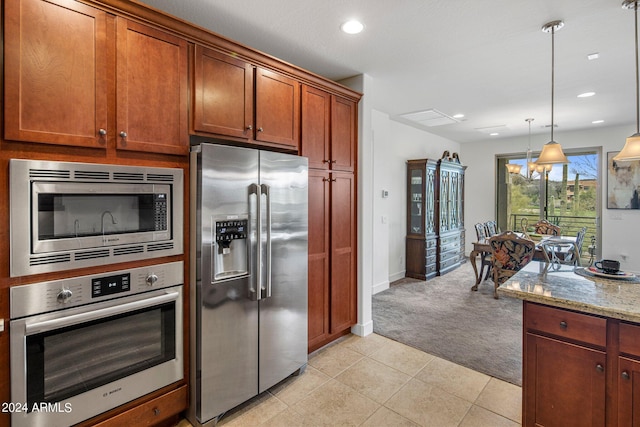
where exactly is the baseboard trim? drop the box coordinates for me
[389,271,405,283]
[351,320,373,337]
[372,280,389,295]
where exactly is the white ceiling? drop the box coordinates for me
[139,0,638,144]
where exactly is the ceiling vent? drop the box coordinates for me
[397,109,460,127]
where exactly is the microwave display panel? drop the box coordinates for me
[37,193,168,240]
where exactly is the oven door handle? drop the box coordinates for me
[24,291,179,335]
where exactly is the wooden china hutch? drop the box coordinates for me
[0,0,361,425]
[406,156,465,279]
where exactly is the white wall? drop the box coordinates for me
[462,124,640,273]
[371,110,461,293]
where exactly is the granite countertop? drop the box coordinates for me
[498,261,640,322]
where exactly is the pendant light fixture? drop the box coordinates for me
[615,0,640,161]
[505,163,522,174]
[536,20,570,165]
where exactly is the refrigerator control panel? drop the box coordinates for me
[213,218,249,282]
[216,220,248,253]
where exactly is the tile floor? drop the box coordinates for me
[179,333,522,427]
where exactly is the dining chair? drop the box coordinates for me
[540,226,587,267]
[485,220,498,236]
[533,219,561,236]
[474,223,493,281]
[488,231,536,299]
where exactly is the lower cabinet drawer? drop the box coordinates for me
[439,255,460,270]
[620,322,640,356]
[90,385,187,427]
[525,302,606,348]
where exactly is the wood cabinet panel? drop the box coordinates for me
[116,18,189,155]
[330,96,357,172]
[4,0,109,148]
[307,170,356,351]
[307,170,330,347]
[301,85,331,170]
[618,356,640,427]
[255,68,300,150]
[330,172,356,333]
[0,289,8,427]
[193,45,253,138]
[525,333,606,427]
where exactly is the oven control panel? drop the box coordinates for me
[9,261,183,319]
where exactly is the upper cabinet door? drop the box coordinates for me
[4,0,109,148]
[116,18,188,155]
[301,85,331,170]
[330,96,357,173]
[193,45,253,139]
[255,67,300,150]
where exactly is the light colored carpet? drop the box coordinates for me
[372,260,523,386]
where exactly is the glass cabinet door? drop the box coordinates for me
[409,168,423,235]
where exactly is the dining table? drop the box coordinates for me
[469,234,578,289]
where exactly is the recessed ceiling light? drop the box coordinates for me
[577,92,596,98]
[452,113,465,119]
[587,53,600,60]
[490,133,499,136]
[592,120,604,124]
[341,20,364,34]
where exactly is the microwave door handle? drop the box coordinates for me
[24,291,179,335]
[249,183,261,301]
[261,184,272,299]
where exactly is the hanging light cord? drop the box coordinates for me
[635,1,639,134]
[550,25,556,142]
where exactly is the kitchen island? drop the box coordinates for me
[498,261,640,427]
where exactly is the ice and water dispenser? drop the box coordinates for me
[213,219,249,281]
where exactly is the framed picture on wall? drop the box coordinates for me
[607,151,640,209]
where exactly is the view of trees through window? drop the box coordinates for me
[503,152,599,264]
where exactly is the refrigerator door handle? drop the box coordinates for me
[261,184,272,298]
[249,183,261,301]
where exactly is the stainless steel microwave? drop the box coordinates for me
[10,159,183,276]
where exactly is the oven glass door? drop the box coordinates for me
[24,300,176,408]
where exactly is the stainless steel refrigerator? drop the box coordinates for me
[189,143,308,426]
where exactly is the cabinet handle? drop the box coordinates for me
[331,160,337,163]
[153,407,160,416]
[323,159,331,163]
[559,321,567,330]
[596,364,605,373]
[119,131,127,139]
[258,127,264,132]
[98,128,107,136]
[322,178,330,182]
[622,371,631,380]
[330,178,337,182]
[246,125,253,130]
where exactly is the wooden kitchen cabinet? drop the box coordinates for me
[618,322,640,426]
[4,0,110,148]
[524,333,606,427]
[5,0,189,155]
[115,19,189,155]
[193,45,300,151]
[523,302,624,427]
[308,170,356,352]
[301,85,356,172]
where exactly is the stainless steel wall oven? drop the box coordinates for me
[9,262,184,427]
[10,159,183,277]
